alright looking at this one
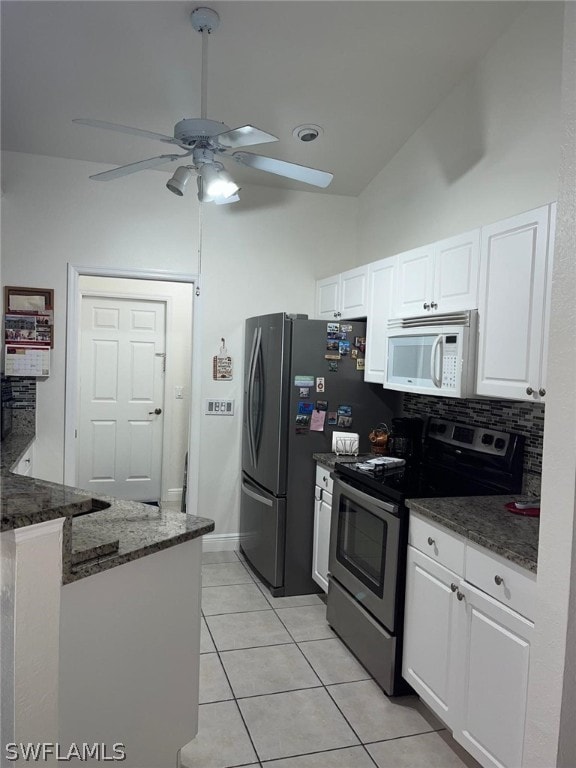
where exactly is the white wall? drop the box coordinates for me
[0,151,357,537]
[356,3,563,266]
[524,5,576,765]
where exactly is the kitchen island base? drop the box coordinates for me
[59,536,202,768]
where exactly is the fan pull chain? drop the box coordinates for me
[196,201,203,296]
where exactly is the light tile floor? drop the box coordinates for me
[180,550,481,768]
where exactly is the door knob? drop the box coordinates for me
[149,408,162,415]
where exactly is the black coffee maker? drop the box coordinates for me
[388,417,423,461]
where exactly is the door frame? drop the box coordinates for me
[65,265,202,515]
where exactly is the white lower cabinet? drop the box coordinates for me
[403,514,535,768]
[452,580,532,768]
[312,464,333,592]
[403,546,460,728]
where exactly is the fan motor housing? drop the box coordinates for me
[175,118,230,145]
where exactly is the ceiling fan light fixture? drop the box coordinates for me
[199,162,239,199]
[196,174,240,205]
[166,165,193,196]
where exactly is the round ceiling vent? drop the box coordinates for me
[292,124,323,143]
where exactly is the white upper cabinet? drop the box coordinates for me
[315,266,368,320]
[394,231,480,318]
[315,274,340,320]
[364,256,396,384]
[476,204,554,401]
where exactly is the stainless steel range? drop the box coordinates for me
[326,417,524,696]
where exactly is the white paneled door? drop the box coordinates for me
[78,296,166,501]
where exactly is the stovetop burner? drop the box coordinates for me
[335,417,524,504]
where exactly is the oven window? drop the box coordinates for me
[336,496,387,598]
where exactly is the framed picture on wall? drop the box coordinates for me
[4,286,54,348]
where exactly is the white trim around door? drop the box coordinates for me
[64,265,202,517]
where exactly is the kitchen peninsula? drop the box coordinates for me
[1,416,214,768]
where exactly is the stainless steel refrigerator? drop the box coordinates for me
[240,312,398,597]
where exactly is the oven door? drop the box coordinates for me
[329,477,401,633]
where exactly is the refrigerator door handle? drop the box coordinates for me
[241,480,273,507]
[252,327,264,461]
[246,326,259,466]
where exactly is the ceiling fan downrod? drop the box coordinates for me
[191,7,220,121]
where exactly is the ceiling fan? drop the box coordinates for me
[73,6,333,204]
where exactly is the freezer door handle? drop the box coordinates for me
[241,480,273,507]
[246,326,260,466]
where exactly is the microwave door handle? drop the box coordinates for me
[430,335,443,388]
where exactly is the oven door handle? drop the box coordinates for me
[334,478,399,517]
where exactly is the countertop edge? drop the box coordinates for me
[407,498,538,574]
[64,519,215,584]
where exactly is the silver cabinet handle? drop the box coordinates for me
[148,408,162,415]
[423,303,431,310]
[539,388,546,397]
[431,302,438,310]
[494,575,504,586]
[526,386,534,395]
[427,537,435,546]
[456,590,465,601]
[450,583,458,592]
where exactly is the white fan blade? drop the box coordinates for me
[89,154,185,181]
[74,119,179,146]
[215,125,278,149]
[232,152,333,188]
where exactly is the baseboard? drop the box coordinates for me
[201,533,240,552]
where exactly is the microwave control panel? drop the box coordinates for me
[441,334,459,389]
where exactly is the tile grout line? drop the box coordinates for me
[199,556,450,768]
[200,605,264,766]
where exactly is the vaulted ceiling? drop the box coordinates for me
[1,1,527,196]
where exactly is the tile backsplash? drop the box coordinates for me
[2,376,37,410]
[402,393,544,495]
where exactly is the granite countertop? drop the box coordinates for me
[407,495,539,573]
[1,420,214,583]
[313,452,373,471]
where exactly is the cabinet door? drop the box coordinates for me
[315,275,341,320]
[453,581,533,768]
[364,257,396,383]
[402,546,460,728]
[312,493,332,593]
[340,266,368,319]
[476,205,551,401]
[433,229,480,314]
[394,245,435,318]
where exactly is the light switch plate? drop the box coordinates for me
[205,399,234,415]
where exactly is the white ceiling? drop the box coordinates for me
[1,1,527,197]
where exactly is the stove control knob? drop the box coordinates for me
[481,433,494,446]
[494,438,506,451]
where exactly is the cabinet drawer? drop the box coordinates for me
[465,544,536,621]
[315,465,333,494]
[409,514,465,575]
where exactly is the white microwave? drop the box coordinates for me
[385,310,477,398]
